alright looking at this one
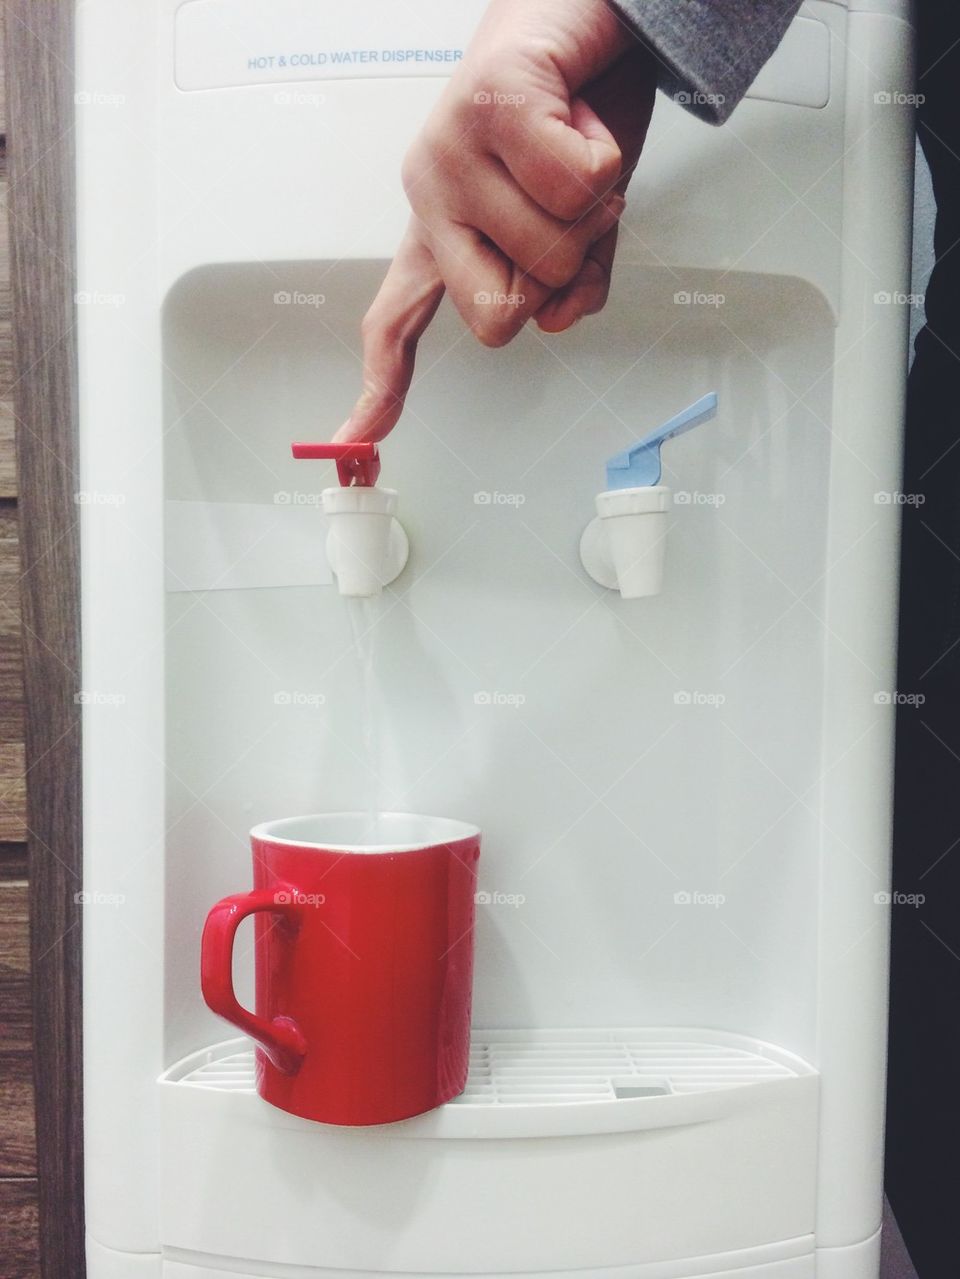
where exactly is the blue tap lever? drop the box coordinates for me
[605,392,719,491]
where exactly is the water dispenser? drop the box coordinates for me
[75,1,916,1276]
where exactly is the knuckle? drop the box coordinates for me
[550,181,596,222]
[577,260,613,317]
[474,324,513,350]
[532,247,582,291]
[590,144,623,193]
[359,308,402,365]
[402,126,451,197]
[472,304,523,348]
[361,305,415,366]
[400,144,427,198]
[465,67,510,107]
[583,284,612,318]
[359,306,384,345]
[550,151,622,221]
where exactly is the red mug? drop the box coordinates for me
[201,812,480,1126]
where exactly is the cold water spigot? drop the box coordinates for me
[579,393,718,599]
[292,441,409,598]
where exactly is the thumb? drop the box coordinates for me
[335,227,445,443]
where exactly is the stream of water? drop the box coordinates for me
[345,596,384,843]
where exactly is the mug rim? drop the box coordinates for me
[250,810,480,854]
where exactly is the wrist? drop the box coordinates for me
[467,0,639,91]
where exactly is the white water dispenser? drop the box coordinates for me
[77,1,916,1276]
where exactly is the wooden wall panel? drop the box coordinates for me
[0,1179,41,1278]
[0,497,26,840]
[0,842,26,880]
[0,126,12,503]
[0,2,37,1273]
[4,0,79,1275]
[0,500,24,744]
[0,747,25,840]
[0,882,34,1180]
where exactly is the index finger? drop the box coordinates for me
[334,228,446,443]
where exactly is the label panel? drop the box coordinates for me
[175,0,488,90]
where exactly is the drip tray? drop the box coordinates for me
[162,1027,816,1140]
[158,1027,820,1266]
[457,1031,799,1103]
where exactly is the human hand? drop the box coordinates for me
[336,0,656,442]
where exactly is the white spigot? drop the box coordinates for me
[579,393,718,600]
[579,486,672,599]
[292,441,409,599]
[321,485,408,597]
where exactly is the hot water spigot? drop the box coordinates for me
[579,393,719,599]
[292,441,409,598]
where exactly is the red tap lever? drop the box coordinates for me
[291,442,381,488]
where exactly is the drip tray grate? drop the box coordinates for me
[168,1028,806,1107]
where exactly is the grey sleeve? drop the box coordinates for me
[606,0,804,124]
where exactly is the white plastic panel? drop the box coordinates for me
[165,501,333,592]
[815,1230,882,1278]
[158,1064,817,1271]
[813,9,915,1249]
[749,18,831,108]
[161,1248,816,1278]
[87,1236,162,1277]
[79,0,166,1252]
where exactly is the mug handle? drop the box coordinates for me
[200,890,307,1075]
